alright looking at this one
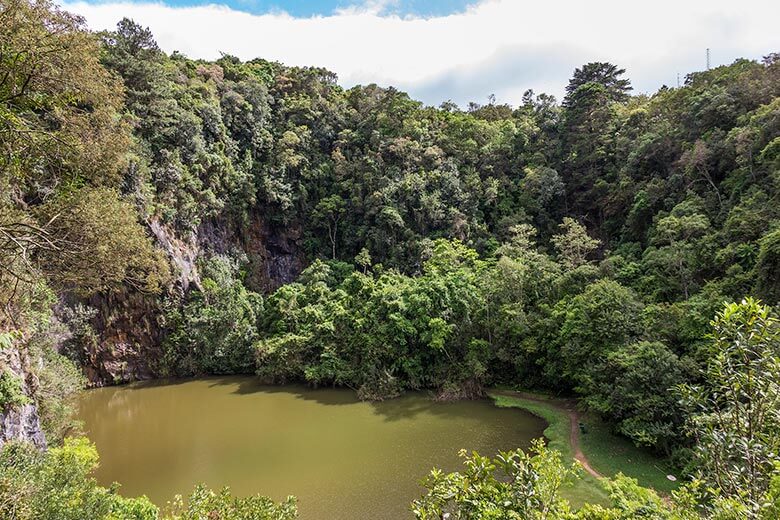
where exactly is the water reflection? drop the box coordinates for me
[77,377,546,520]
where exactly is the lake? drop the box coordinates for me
[77,377,547,519]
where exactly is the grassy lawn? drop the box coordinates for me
[577,415,679,494]
[489,391,678,507]
[490,392,609,507]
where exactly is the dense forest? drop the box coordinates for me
[1,0,779,517]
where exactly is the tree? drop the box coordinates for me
[0,369,29,411]
[0,0,130,190]
[0,437,298,520]
[255,260,350,387]
[0,437,157,520]
[644,202,710,299]
[1,0,135,321]
[413,440,575,520]
[354,247,371,273]
[520,166,564,208]
[679,140,722,207]
[559,64,631,222]
[108,18,160,57]
[558,279,643,387]
[754,228,780,303]
[166,485,297,520]
[413,441,703,520]
[37,188,169,296]
[164,256,262,375]
[577,341,686,452]
[551,217,601,269]
[314,194,345,259]
[680,299,780,514]
[564,62,632,105]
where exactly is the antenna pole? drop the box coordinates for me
[706,48,711,70]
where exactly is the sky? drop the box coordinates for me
[60,0,780,107]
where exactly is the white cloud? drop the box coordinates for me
[61,0,780,106]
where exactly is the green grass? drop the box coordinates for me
[490,392,609,507]
[489,390,679,507]
[577,415,679,494]
[491,393,571,459]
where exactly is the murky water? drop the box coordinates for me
[77,377,546,519]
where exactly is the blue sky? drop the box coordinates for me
[153,0,475,17]
[63,0,780,107]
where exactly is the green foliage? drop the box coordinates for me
[552,217,601,269]
[166,485,297,520]
[0,438,297,520]
[0,437,158,520]
[754,228,780,302]
[257,240,489,399]
[414,442,780,520]
[0,0,155,330]
[163,256,263,375]
[412,437,764,520]
[29,332,87,442]
[0,321,84,442]
[680,298,780,513]
[354,247,372,273]
[0,0,129,189]
[4,2,780,511]
[564,62,633,105]
[412,440,576,520]
[643,201,711,300]
[577,341,686,452]
[0,369,29,411]
[558,279,644,385]
[37,187,170,296]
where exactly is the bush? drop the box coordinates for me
[0,437,298,520]
[0,438,157,520]
[163,256,263,375]
[0,369,29,411]
[166,485,297,520]
[577,341,686,453]
[37,187,170,296]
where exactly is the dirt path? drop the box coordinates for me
[493,390,603,479]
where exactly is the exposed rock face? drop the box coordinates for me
[149,218,201,294]
[0,345,46,449]
[241,215,304,293]
[150,214,305,293]
[0,402,46,449]
[78,213,305,386]
[82,290,165,386]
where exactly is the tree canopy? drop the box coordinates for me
[2,1,780,517]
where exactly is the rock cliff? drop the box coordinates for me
[0,344,46,449]
[78,214,304,386]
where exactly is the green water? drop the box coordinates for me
[77,377,546,519]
